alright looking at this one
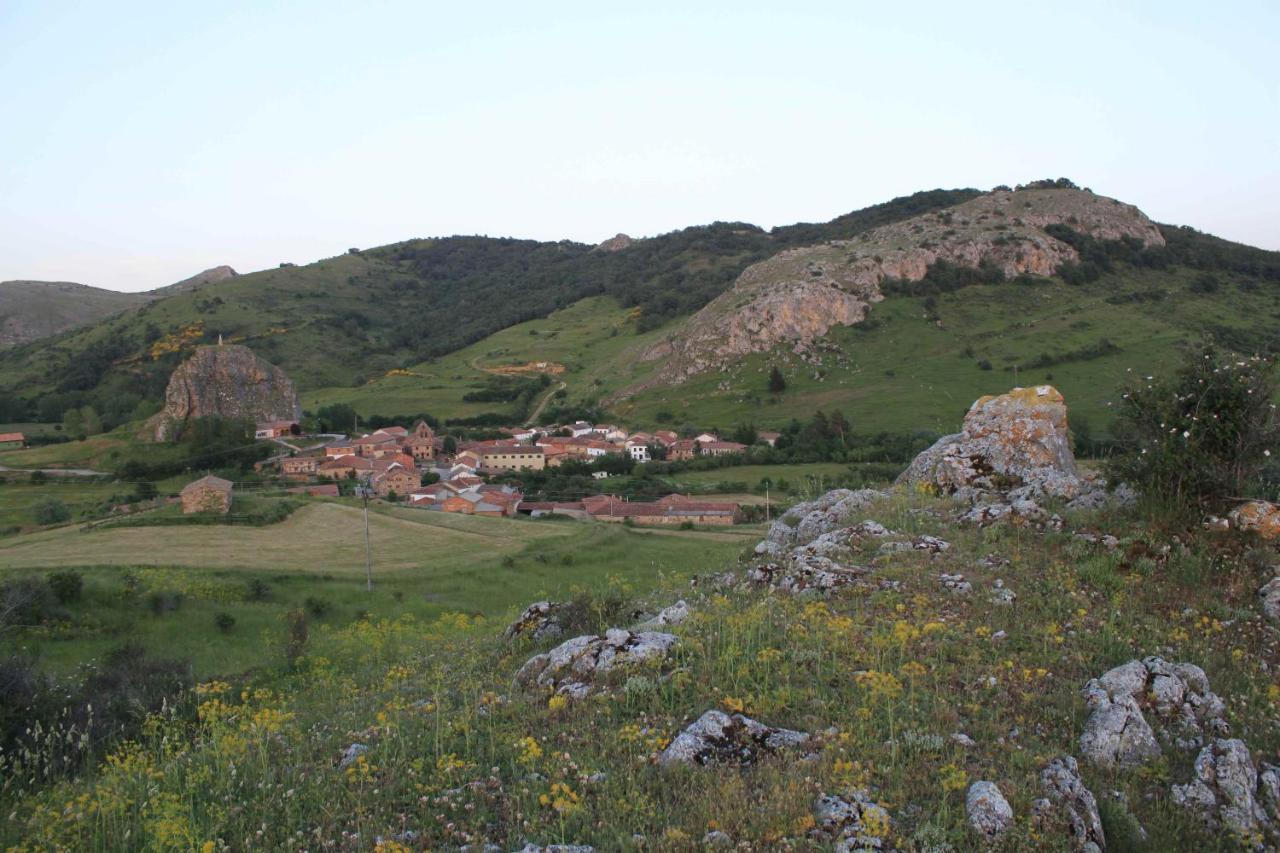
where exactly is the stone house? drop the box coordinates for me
[281,456,320,478]
[180,475,233,514]
[668,439,700,461]
[701,440,748,457]
[372,467,418,500]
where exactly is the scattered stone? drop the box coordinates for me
[990,579,1016,605]
[1171,738,1275,843]
[339,743,368,767]
[1230,501,1280,540]
[634,600,690,630]
[961,498,1061,530]
[811,790,892,851]
[951,732,977,748]
[1260,576,1280,623]
[966,781,1014,839]
[514,845,594,853]
[939,573,972,594]
[991,630,1008,642]
[1038,756,1106,852]
[701,830,733,847]
[1080,657,1228,769]
[913,535,951,554]
[1074,532,1121,550]
[515,630,678,698]
[659,710,809,767]
[505,601,567,642]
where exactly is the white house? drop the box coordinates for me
[625,440,650,462]
[570,421,595,438]
[694,432,719,445]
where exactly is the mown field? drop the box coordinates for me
[3,487,1277,850]
[0,500,758,676]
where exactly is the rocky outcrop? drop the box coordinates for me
[1172,739,1278,843]
[151,265,238,295]
[150,344,301,440]
[1036,756,1106,852]
[594,233,632,252]
[756,489,887,556]
[515,629,678,699]
[1080,658,1227,769]
[659,710,809,766]
[899,385,1087,499]
[505,601,567,641]
[629,187,1165,386]
[633,600,689,631]
[1230,501,1280,540]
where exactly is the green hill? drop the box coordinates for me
[0,280,149,348]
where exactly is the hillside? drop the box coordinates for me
[0,190,979,425]
[0,280,149,347]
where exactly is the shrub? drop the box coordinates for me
[1108,344,1279,512]
[304,596,332,618]
[146,591,183,616]
[47,571,83,604]
[245,578,271,602]
[283,609,309,666]
[28,470,47,485]
[214,612,236,633]
[31,497,70,526]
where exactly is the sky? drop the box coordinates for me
[1,1,1277,292]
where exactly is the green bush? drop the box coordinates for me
[1108,344,1279,512]
[47,571,83,604]
[244,579,271,602]
[32,497,70,525]
[214,612,236,633]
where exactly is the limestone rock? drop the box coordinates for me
[966,781,1014,838]
[594,233,632,252]
[338,742,368,767]
[1171,739,1274,843]
[515,630,678,698]
[1080,657,1227,769]
[505,601,567,641]
[900,385,1084,499]
[1231,501,1280,540]
[1260,577,1280,622]
[634,600,690,631]
[658,710,809,766]
[746,559,868,594]
[151,344,300,441]
[1039,756,1106,852]
[514,845,594,853]
[757,489,887,552]
[811,791,892,851]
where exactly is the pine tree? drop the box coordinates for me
[768,365,786,394]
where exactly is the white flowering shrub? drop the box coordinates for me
[1108,344,1278,511]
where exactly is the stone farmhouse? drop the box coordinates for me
[180,475,233,514]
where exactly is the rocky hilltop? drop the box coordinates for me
[150,344,301,440]
[150,265,238,296]
[639,186,1166,385]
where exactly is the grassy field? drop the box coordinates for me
[0,500,756,675]
[3,487,1276,850]
[303,296,667,421]
[0,479,124,533]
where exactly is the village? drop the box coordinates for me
[173,418,780,526]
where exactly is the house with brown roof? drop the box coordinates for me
[582,493,742,526]
[478,445,545,472]
[255,420,297,439]
[0,432,25,449]
[280,455,321,478]
[180,475,233,515]
[653,430,679,447]
[701,440,748,457]
[324,439,356,457]
[372,466,418,500]
[318,454,373,479]
[668,439,700,461]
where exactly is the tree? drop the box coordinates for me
[732,424,759,446]
[61,408,85,440]
[420,471,440,487]
[768,365,787,394]
[81,406,103,437]
[32,498,70,525]
[442,435,458,454]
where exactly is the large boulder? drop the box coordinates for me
[515,629,678,698]
[756,489,887,555]
[150,344,300,440]
[898,385,1084,499]
[1231,501,1280,540]
[966,781,1014,839]
[658,710,809,766]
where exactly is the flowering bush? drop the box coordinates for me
[1109,344,1278,511]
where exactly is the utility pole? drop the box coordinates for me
[358,485,373,591]
[765,484,770,522]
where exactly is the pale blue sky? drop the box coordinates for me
[1,1,1276,291]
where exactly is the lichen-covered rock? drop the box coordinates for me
[515,630,678,698]
[151,345,300,440]
[746,559,868,594]
[811,791,892,850]
[966,781,1014,838]
[1171,739,1275,843]
[756,489,887,552]
[338,742,368,767]
[504,601,567,641]
[1080,657,1228,769]
[1231,501,1280,540]
[900,385,1085,499]
[1260,577,1280,623]
[658,710,809,766]
[634,600,690,630]
[1038,756,1105,852]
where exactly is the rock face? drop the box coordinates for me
[628,187,1165,387]
[1037,756,1106,852]
[1230,501,1280,540]
[1079,657,1228,769]
[515,629,678,699]
[658,710,809,766]
[899,385,1085,499]
[152,345,301,440]
[1171,739,1277,842]
[966,781,1014,839]
[594,233,633,252]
